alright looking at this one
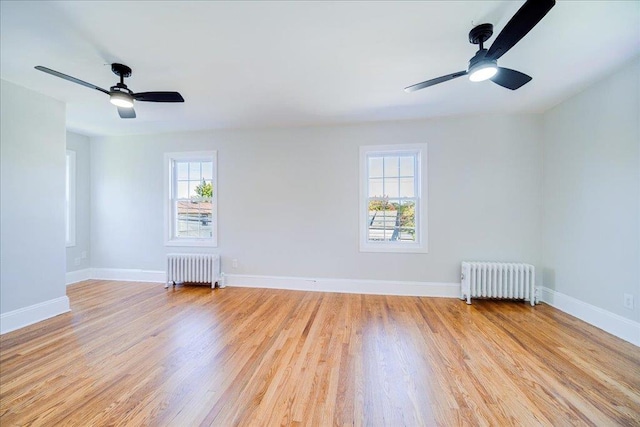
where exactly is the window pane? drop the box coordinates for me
[398,227,416,242]
[383,156,399,177]
[188,181,201,198]
[177,162,189,180]
[202,162,213,180]
[397,200,416,242]
[189,162,201,180]
[369,178,383,198]
[193,179,213,198]
[367,202,398,241]
[385,177,399,197]
[187,219,199,237]
[369,157,383,178]
[176,201,187,236]
[177,181,189,199]
[368,198,390,211]
[399,178,415,197]
[400,156,414,177]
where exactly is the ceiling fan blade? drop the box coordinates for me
[404,70,468,92]
[491,67,532,90]
[486,0,555,60]
[133,92,184,102]
[34,66,110,95]
[117,107,136,119]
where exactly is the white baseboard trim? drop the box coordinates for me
[91,268,165,283]
[539,287,639,347]
[0,296,70,335]
[59,270,640,347]
[66,268,92,285]
[224,274,460,298]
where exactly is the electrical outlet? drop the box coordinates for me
[74,258,81,266]
[624,293,634,310]
[232,259,238,269]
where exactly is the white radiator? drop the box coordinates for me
[166,254,223,289]
[461,262,535,306]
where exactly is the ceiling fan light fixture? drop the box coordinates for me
[109,91,134,108]
[469,60,498,82]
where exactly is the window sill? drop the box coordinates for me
[359,244,428,254]
[165,239,217,248]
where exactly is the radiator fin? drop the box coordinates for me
[461,262,535,306]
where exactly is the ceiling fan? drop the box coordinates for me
[405,0,555,93]
[34,63,184,119]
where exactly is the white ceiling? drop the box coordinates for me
[1,1,638,136]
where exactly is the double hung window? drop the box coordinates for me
[165,151,217,247]
[359,144,427,253]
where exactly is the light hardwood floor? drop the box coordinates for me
[1,280,639,426]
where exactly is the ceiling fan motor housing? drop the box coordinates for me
[468,49,496,71]
[111,63,132,78]
[468,23,494,46]
[110,82,133,94]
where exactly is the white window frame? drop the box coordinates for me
[65,150,76,247]
[359,143,428,253]
[164,151,218,247]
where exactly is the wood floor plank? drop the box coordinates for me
[1,281,639,426]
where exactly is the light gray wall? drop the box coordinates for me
[91,114,542,284]
[66,131,91,272]
[0,79,67,313]
[541,57,640,322]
